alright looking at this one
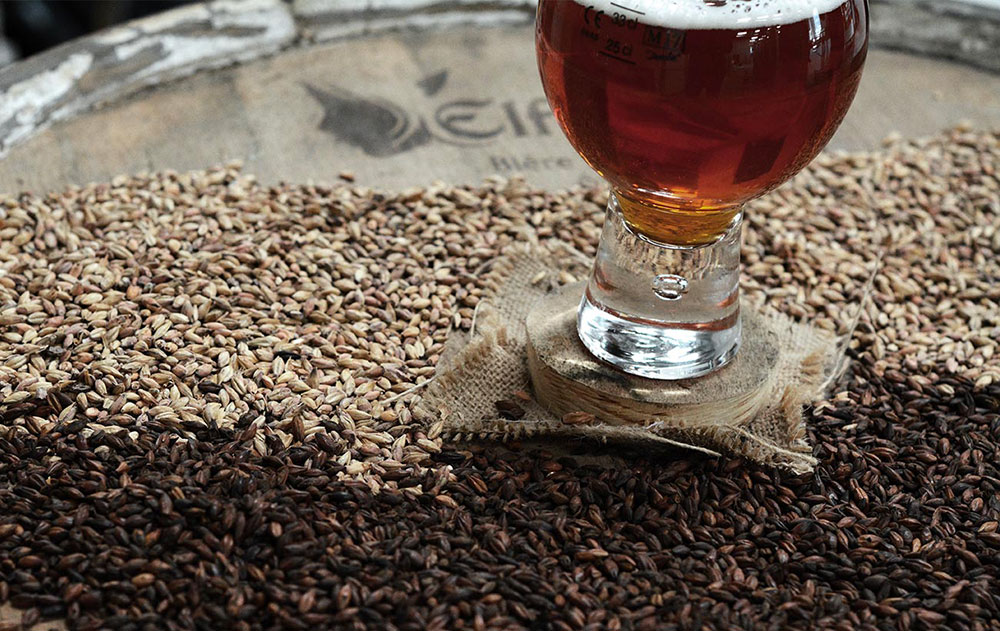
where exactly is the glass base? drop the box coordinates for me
[577,194,742,380]
[578,293,740,380]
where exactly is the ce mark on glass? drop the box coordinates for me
[583,5,606,29]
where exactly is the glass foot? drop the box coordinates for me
[578,294,740,379]
[577,194,742,380]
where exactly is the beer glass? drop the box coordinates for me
[536,0,868,379]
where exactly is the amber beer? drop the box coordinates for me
[537,0,868,245]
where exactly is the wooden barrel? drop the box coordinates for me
[0,0,999,195]
[0,1,997,627]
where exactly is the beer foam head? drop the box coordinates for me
[581,0,848,29]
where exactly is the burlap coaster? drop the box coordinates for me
[422,245,847,473]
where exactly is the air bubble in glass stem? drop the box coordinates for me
[652,274,689,301]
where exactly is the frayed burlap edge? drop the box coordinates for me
[421,246,839,473]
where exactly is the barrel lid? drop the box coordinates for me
[0,0,998,193]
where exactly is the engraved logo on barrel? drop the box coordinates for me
[306,71,552,157]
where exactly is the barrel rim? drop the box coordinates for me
[0,0,537,159]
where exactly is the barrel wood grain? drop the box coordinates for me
[871,0,1000,72]
[0,0,295,158]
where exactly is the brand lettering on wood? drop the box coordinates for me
[306,70,552,157]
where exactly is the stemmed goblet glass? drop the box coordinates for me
[536,0,869,378]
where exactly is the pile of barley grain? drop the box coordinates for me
[0,171,568,484]
[0,128,998,630]
[746,128,999,390]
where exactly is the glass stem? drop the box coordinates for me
[577,192,742,380]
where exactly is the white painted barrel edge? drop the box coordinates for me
[0,0,296,158]
[0,0,538,160]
